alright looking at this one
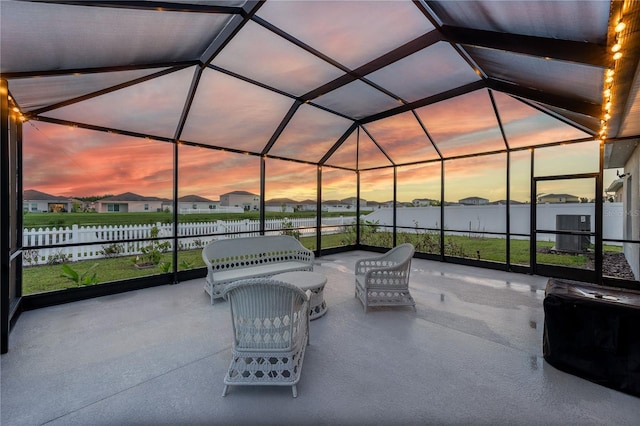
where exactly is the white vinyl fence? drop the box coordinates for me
[23,216,355,265]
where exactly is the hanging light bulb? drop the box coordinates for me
[613,51,623,60]
[615,21,626,33]
[612,43,621,53]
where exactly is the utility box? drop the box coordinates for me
[555,214,591,252]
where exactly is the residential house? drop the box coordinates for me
[97,192,169,213]
[264,198,297,213]
[220,191,260,211]
[298,199,317,212]
[459,196,489,206]
[537,193,580,203]
[341,197,367,209]
[606,179,624,202]
[412,198,436,207]
[177,195,219,213]
[489,200,524,205]
[23,189,73,213]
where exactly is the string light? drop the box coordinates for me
[600,16,625,142]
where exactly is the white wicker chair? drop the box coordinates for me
[221,278,310,398]
[355,243,416,313]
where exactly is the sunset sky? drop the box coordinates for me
[23,117,609,204]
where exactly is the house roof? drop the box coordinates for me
[3,1,639,171]
[221,191,258,197]
[264,198,298,205]
[538,193,579,199]
[23,189,71,202]
[459,196,489,201]
[178,195,214,203]
[99,192,169,202]
[606,179,624,193]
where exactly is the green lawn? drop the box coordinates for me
[21,233,348,295]
[21,231,620,295]
[23,211,356,228]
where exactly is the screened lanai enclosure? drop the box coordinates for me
[2,0,640,353]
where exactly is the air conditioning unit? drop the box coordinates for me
[555,215,591,252]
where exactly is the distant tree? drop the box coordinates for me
[580,197,589,203]
[72,194,113,202]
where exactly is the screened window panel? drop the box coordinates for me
[6,68,170,112]
[177,145,259,211]
[0,2,232,73]
[467,47,604,104]
[312,80,401,120]
[534,141,600,177]
[324,131,358,170]
[212,21,344,97]
[397,162,442,229]
[363,112,439,165]
[428,0,609,43]
[360,168,394,208]
[181,68,293,152]
[494,92,592,149]
[443,154,507,232]
[256,1,434,70]
[416,89,505,157]
[366,42,480,103]
[535,103,601,136]
[509,150,532,235]
[322,168,356,203]
[535,178,595,230]
[42,67,195,139]
[269,104,353,163]
[23,121,173,199]
[357,128,393,170]
[265,159,316,204]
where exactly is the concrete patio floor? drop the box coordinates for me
[2,251,639,425]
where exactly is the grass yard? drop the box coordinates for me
[23,211,356,228]
[21,231,622,295]
[22,249,204,295]
[21,233,349,295]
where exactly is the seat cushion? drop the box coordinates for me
[214,261,310,283]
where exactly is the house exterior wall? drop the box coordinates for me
[221,193,259,210]
[623,145,640,279]
[538,195,580,203]
[99,203,129,213]
[23,201,48,213]
[177,201,219,213]
[23,200,72,212]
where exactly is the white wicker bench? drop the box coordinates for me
[202,235,314,304]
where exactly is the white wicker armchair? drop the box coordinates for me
[355,243,416,313]
[221,278,310,398]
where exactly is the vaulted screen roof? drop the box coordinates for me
[2,0,640,170]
